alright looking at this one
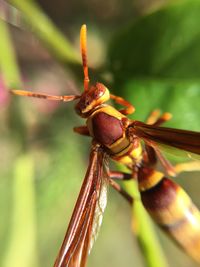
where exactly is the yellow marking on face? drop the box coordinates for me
[82,88,110,114]
[94,105,127,120]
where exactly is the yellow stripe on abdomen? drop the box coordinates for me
[162,204,200,263]
[141,174,200,263]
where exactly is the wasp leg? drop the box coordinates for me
[110,94,135,115]
[109,178,133,205]
[175,161,200,174]
[73,126,90,136]
[154,146,176,176]
[108,171,133,204]
[145,110,200,176]
[146,109,172,126]
[109,171,132,180]
[144,110,176,176]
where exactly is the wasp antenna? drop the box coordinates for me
[80,24,90,91]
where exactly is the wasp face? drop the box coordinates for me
[75,83,110,118]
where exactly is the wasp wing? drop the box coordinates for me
[54,145,109,267]
[129,121,200,159]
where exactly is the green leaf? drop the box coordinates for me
[109,0,200,81]
[2,154,39,267]
[0,17,22,89]
[119,79,200,130]
[108,0,200,130]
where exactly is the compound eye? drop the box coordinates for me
[95,83,107,98]
[75,83,110,117]
[95,83,110,102]
[84,95,91,106]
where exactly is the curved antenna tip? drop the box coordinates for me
[80,24,87,45]
[81,24,87,30]
[80,24,89,91]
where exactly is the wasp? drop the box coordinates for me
[11,25,200,267]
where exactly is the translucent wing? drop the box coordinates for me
[53,144,109,267]
[129,121,200,160]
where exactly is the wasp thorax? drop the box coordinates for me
[75,83,110,117]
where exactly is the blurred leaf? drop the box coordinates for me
[108,0,200,131]
[109,0,200,80]
[2,153,39,267]
[0,18,22,89]
[117,79,200,130]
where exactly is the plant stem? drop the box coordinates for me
[0,17,22,89]
[2,153,39,267]
[123,179,169,267]
[0,17,38,267]
[9,0,81,67]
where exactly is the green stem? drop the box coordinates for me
[0,17,22,89]
[9,0,81,67]
[0,16,38,266]
[123,179,169,267]
[3,154,39,267]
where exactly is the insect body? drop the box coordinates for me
[11,25,200,267]
[139,167,200,262]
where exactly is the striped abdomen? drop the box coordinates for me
[138,167,200,263]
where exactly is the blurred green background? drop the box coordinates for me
[0,0,200,267]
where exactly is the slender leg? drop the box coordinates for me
[74,126,90,136]
[144,109,175,176]
[143,139,176,176]
[110,94,135,115]
[109,179,133,205]
[153,145,176,177]
[108,171,133,204]
[143,145,157,166]
[145,109,161,125]
[174,161,200,174]
[144,111,200,177]
[149,111,200,175]
[11,89,80,102]
[145,139,200,177]
[153,112,172,126]
[109,171,132,180]
[146,109,172,126]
